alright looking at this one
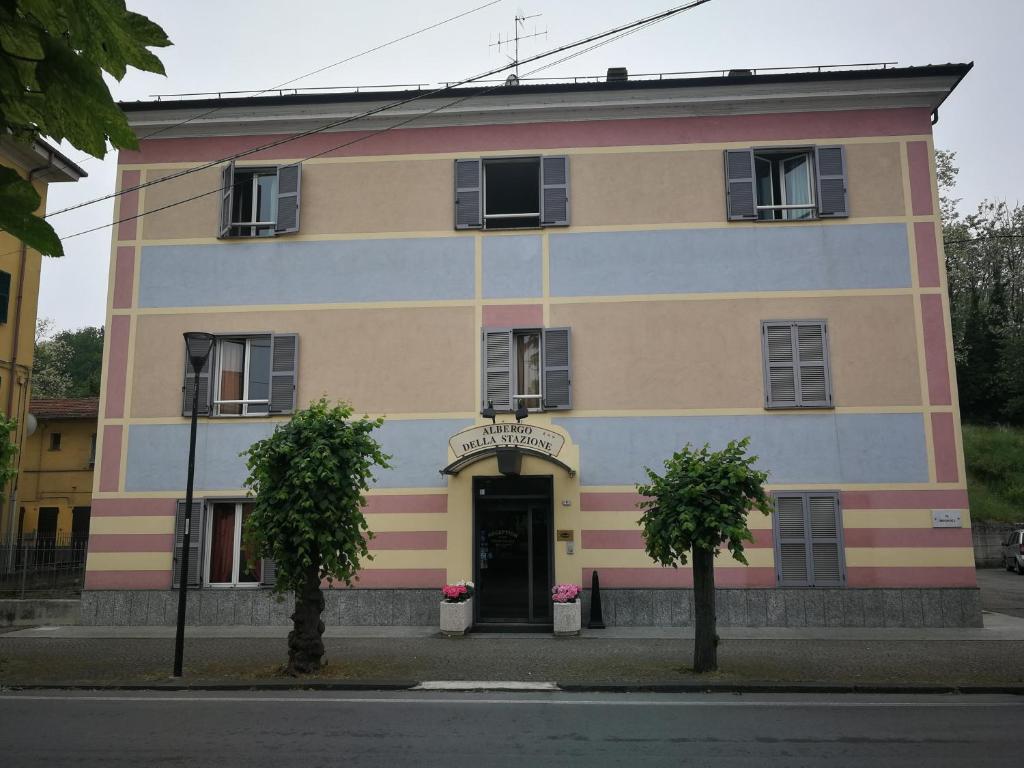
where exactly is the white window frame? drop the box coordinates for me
[203,500,260,588]
[213,336,271,417]
[513,328,543,411]
[230,167,278,238]
[482,156,541,230]
[754,148,816,221]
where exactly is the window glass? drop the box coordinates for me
[755,151,815,220]
[515,332,541,408]
[484,159,540,229]
[247,337,271,415]
[218,340,245,415]
[230,169,278,237]
[209,503,236,584]
[782,155,813,220]
[238,504,260,583]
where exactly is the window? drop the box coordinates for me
[455,156,569,230]
[725,146,848,221]
[773,492,845,587]
[482,327,571,412]
[218,161,302,238]
[762,320,832,409]
[88,434,96,467]
[49,432,61,451]
[172,499,276,589]
[182,333,298,418]
[0,270,10,324]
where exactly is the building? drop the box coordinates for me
[17,397,98,542]
[84,63,978,628]
[0,137,86,549]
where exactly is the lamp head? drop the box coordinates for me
[481,401,496,424]
[183,332,216,373]
[514,402,529,422]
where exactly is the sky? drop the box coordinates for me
[38,0,1023,331]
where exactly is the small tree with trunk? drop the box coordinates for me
[637,438,771,673]
[241,399,391,675]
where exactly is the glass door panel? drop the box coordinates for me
[477,505,529,621]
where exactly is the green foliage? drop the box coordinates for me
[33,321,103,397]
[0,0,171,256]
[637,438,772,567]
[241,399,392,595]
[962,424,1024,523]
[0,413,18,488]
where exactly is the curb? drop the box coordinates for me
[556,681,1024,695]
[1,680,419,692]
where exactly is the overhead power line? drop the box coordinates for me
[44,0,712,221]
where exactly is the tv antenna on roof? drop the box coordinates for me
[490,11,548,80]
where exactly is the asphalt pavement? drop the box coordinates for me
[1,690,1021,767]
[976,567,1024,617]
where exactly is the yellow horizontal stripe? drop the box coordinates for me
[358,551,450,569]
[86,552,172,571]
[575,549,774,568]
[574,510,772,531]
[91,487,451,501]
[90,516,174,535]
[844,548,975,568]
[580,483,968,493]
[842,509,975,529]
[364,513,450,532]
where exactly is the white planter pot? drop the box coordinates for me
[440,598,473,636]
[553,601,581,636]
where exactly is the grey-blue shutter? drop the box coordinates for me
[774,494,810,587]
[542,327,572,410]
[724,149,757,220]
[808,493,844,585]
[815,145,848,218]
[261,557,277,587]
[274,163,302,234]
[454,159,482,229]
[795,321,832,407]
[182,340,214,417]
[540,156,570,226]
[269,333,298,414]
[762,322,797,408]
[172,499,205,588]
[482,329,513,411]
[219,162,234,238]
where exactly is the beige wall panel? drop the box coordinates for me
[131,306,475,417]
[301,159,452,234]
[571,150,724,226]
[550,295,921,410]
[845,142,905,218]
[141,166,221,241]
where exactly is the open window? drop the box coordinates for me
[455,156,569,230]
[219,162,302,238]
[725,146,848,221]
[482,327,571,412]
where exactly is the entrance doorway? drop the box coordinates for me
[474,475,553,626]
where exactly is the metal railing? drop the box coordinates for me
[0,533,89,599]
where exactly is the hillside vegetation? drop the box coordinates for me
[963,424,1024,523]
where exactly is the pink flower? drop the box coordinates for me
[551,584,580,603]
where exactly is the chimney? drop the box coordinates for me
[727,68,753,77]
[606,67,628,82]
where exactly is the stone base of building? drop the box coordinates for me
[81,587,983,628]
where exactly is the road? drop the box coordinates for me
[0,690,1020,767]
[977,567,1024,618]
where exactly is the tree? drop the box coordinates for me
[241,399,391,675]
[0,0,171,256]
[33,322,103,398]
[637,438,772,673]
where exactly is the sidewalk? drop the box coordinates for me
[2,612,1024,692]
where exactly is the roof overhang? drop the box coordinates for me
[441,446,576,478]
[0,135,87,182]
[120,64,973,140]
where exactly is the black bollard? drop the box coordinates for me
[588,569,605,629]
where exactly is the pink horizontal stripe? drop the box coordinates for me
[843,527,972,548]
[582,529,773,550]
[921,294,952,406]
[482,304,544,328]
[841,489,968,510]
[363,494,447,514]
[91,498,177,517]
[342,568,447,588]
[914,222,940,288]
[88,533,173,553]
[368,531,447,550]
[907,140,934,216]
[85,570,172,590]
[931,412,959,483]
[123,108,932,165]
[846,566,976,588]
[583,566,775,588]
[580,492,643,512]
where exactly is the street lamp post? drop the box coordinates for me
[173,332,215,678]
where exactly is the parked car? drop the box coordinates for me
[1003,529,1024,574]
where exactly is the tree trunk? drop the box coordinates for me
[287,566,325,675]
[692,547,718,673]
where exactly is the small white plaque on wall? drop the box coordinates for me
[932,510,962,528]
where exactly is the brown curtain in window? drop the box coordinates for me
[209,505,235,583]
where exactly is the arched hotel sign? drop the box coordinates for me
[449,423,565,460]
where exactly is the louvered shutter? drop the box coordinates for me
[815,145,848,218]
[774,494,810,586]
[275,163,302,234]
[172,499,205,589]
[219,162,234,238]
[182,340,214,417]
[261,557,277,587]
[762,322,798,408]
[724,149,757,220]
[482,329,513,411]
[796,321,831,407]
[454,159,482,229]
[808,493,844,585]
[269,333,298,414]
[542,327,572,410]
[540,156,570,226]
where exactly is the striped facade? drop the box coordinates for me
[83,65,980,627]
